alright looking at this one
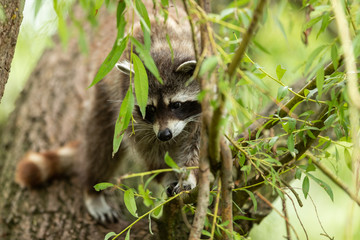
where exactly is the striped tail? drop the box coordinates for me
[15,141,79,188]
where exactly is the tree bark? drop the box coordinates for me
[0,0,23,103]
[0,10,155,240]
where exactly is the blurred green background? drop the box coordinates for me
[1,0,359,239]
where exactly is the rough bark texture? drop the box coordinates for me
[0,0,23,103]
[0,9,155,240]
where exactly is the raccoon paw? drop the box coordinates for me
[84,193,119,224]
[166,177,197,196]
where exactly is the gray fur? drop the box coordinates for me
[80,1,201,223]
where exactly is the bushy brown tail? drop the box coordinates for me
[15,141,79,188]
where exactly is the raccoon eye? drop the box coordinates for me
[170,102,182,110]
[145,105,156,123]
[146,105,156,113]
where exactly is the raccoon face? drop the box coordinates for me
[145,92,201,141]
[116,59,201,142]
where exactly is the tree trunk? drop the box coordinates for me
[0,0,23,103]
[0,10,155,240]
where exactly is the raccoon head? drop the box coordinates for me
[115,59,201,142]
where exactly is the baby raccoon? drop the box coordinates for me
[15,1,201,223]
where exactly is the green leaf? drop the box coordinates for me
[302,15,322,30]
[307,173,334,201]
[316,67,324,99]
[302,176,310,199]
[233,215,256,221]
[89,36,129,87]
[201,230,212,237]
[335,147,340,162]
[243,189,257,212]
[104,232,116,240]
[95,0,105,10]
[353,34,360,57]
[276,65,286,81]
[116,1,127,37]
[34,0,43,18]
[124,189,138,217]
[317,12,330,38]
[166,34,174,62]
[344,148,352,170]
[152,205,163,218]
[134,0,151,31]
[253,39,271,54]
[304,89,310,97]
[305,45,327,73]
[138,184,154,207]
[269,136,279,147]
[125,228,131,240]
[131,37,163,83]
[245,71,267,89]
[307,129,316,139]
[277,86,288,101]
[164,152,180,169]
[58,14,69,47]
[331,44,339,70]
[238,152,246,166]
[265,158,282,166]
[324,114,337,129]
[113,88,134,156]
[287,133,295,157]
[94,182,114,191]
[144,173,159,189]
[161,0,169,7]
[199,56,218,77]
[141,21,151,51]
[132,54,149,118]
[287,118,296,133]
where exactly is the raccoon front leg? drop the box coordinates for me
[80,84,124,223]
[166,143,200,196]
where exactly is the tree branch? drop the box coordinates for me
[227,0,267,78]
[0,0,23,103]
[244,59,342,142]
[308,152,360,206]
[234,103,330,206]
[188,0,212,238]
[220,140,233,239]
[331,0,360,194]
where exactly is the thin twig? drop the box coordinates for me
[282,197,292,240]
[281,179,303,207]
[244,60,342,142]
[256,192,299,240]
[220,140,233,239]
[210,178,221,240]
[113,191,186,240]
[234,103,330,206]
[188,0,212,238]
[183,0,199,61]
[331,0,360,195]
[308,194,334,240]
[227,0,267,78]
[284,191,309,240]
[307,152,360,206]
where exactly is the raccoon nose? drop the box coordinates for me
[157,128,173,141]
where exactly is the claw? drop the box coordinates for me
[166,171,197,196]
[84,193,119,224]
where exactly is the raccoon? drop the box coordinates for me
[15,1,201,223]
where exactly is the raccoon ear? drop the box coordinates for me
[115,61,134,75]
[176,60,197,73]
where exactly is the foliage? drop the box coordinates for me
[25,0,360,239]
